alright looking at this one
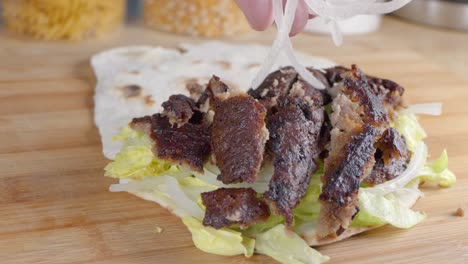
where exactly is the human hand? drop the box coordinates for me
[234,0,314,36]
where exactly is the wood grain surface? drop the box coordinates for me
[0,17,467,264]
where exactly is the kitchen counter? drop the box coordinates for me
[0,16,467,264]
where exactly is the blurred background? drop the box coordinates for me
[0,0,466,78]
[0,0,467,40]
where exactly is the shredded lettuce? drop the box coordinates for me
[245,214,284,236]
[393,113,427,152]
[105,111,457,263]
[255,224,329,264]
[352,190,425,228]
[293,175,322,224]
[183,217,255,257]
[104,126,177,179]
[418,150,456,187]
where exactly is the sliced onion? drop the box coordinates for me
[303,0,413,49]
[404,103,442,116]
[363,142,428,196]
[162,176,205,219]
[284,40,325,89]
[109,177,165,192]
[304,0,412,20]
[252,0,324,89]
[251,0,296,89]
[110,176,204,218]
[329,19,343,46]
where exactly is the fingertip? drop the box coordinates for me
[235,0,274,31]
[289,0,310,37]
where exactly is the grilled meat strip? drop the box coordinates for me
[130,114,211,172]
[211,94,268,184]
[319,125,380,237]
[318,65,389,237]
[162,94,199,127]
[201,188,270,229]
[197,76,240,125]
[197,75,241,111]
[363,128,410,186]
[248,66,298,112]
[325,66,405,113]
[248,66,330,114]
[289,74,331,108]
[264,91,325,226]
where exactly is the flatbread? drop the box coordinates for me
[92,41,418,247]
[92,41,335,159]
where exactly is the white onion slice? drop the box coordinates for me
[109,177,166,192]
[111,176,204,218]
[329,19,343,46]
[162,176,205,219]
[363,142,428,196]
[251,0,296,89]
[253,0,413,89]
[303,0,413,49]
[252,0,324,89]
[284,40,325,89]
[404,103,442,116]
[304,0,412,20]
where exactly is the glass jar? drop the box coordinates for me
[143,0,250,37]
[1,0,125,40]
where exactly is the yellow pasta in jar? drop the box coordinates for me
[1,0,125,40]
[143,0,251,37]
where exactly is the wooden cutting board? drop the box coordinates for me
[0,17,467,264]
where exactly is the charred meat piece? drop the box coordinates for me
[363,128,410,186]
[307,68,332,90]
[185,80,206,102]
[162,94,198,127]
[287,74,332,157]
[324,66,350,86]
[248,66,298,112]
[264,95,324,226]
[248,66,331,114]
[289,74,331,108]
[211,95,268,184]
[196,76,238,125]
[318,65,390,237]
[201,188,270,229]
[325,65,405,112]
[197,75,235,111]
[130,114,211,172]
[342,65,389,126]
[368,77,405,108]
[318,125,380,237]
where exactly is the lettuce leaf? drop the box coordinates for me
[255,224,329,264]
[182,217,255,257]
[393,113,427,152]
[244,214,284,236]
[110,175,215,218]
[418,150,456,187]
[352,190,425,228]
[293,175,322,223]
[104,126,177,179]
